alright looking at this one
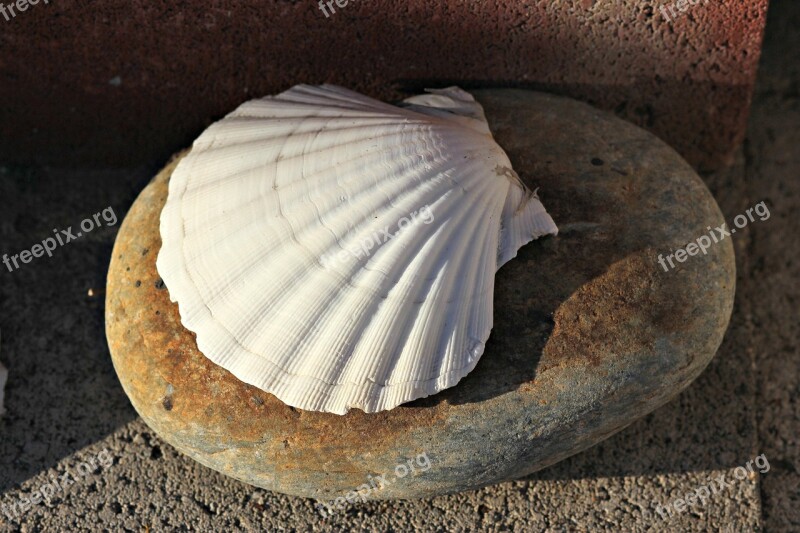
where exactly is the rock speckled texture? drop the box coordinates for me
[105,90,735,500]
[0,362,6,418]
[0,0,768,171]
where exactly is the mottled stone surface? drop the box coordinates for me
[105,90,735,500]
[0,1,768,172]
[0,361,6,418]
[745,5,800,528]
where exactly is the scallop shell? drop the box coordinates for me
[156,84,557,414]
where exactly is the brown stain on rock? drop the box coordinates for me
[107,152,449,458]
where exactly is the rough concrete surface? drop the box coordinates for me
[745,1,800,529]
[0,0,768,172]
[0,1,796,532]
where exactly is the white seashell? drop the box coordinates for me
[157,84,557,414]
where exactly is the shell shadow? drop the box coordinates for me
[0,166,152,494]
[401,90,650,409]
[401,164,630,409]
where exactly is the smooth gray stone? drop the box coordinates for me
[105,89,735,501]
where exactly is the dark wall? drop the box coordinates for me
[0,0,768,171]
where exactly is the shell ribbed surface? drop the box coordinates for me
[156,84,557,414]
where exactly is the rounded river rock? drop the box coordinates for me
[105,89,735,500]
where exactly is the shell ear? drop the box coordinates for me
[401,87,491,134]
[157,84,557,414]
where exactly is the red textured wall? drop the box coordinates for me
[0,0,768,171]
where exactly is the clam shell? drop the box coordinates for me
[156,84,557,414]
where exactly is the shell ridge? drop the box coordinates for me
[156,84,558,414]
[194,117,423,152]
[201,162,468,369]
[384,179,503,387]
[275,84,404,115]
[185,124,440,191]
[400,87,491,135]
[343,220,456,389]
[234,179,466,390]
[194,151,473,316]
[430,179,506,379]
[344,171,500,388]
[181,132,439,234]
[237,180,468,376]
[167,164,500,402]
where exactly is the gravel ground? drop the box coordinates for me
[0,1,796,531]
[746,1,800,529]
